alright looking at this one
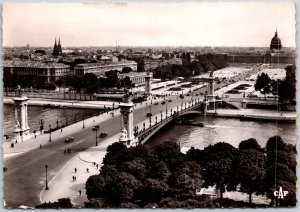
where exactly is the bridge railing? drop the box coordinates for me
[136,101,203,143]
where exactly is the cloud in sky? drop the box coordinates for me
[3,2,296,47]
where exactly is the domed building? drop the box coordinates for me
[270,29,282,50]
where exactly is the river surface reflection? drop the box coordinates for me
[146,115,296,149]
[3,105,101,137]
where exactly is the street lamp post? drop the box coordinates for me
[40,119,44,133]
[45,164,49,190]
[95,128,98,146]
[49,125,52,142]
[165,102,168,117]
[82,114,85,129]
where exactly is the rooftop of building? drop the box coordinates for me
[75,60,137,68]
[4,60,70,69]
[119,72,152,77]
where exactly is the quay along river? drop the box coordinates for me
[3,105,103,138]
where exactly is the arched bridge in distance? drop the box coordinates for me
[135,101,204,145]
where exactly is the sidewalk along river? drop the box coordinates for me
[145,115,296,149]
[3,105,103,137]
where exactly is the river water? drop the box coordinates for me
[3,105,296,148]
[3,105,102,137]
[146,115,296,149]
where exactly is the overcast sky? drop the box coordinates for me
[3,2,296,47]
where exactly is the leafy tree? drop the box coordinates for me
[106,172,142,206]
[266,150,296,173]
[102,142,128,165]
[266,136,286,152]
[117,76,132,89]
[81,73,98,94]
[85,175,107,200]
[170,162,203,200]
[119,202,139,208]
[232,149,266,204]
[105,70,119,88]
[202,143,238,198]
[277,80,294,103]
[122,67,133,73]
[285,64,296,100]
[265,163,296,207]
[140,178,169,203]
[151,141,184,171]
[254,72,271,99]
[122,159,148,179]
[148,161,171,182]
[238,138,261,151]
[36,198,72,208]
[84,198,105,208]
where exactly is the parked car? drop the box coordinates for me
[92,125,99,131]
[99,132,108,138]
[146,113,152,117]
[154,102,159,105]
[64,136,74,143]
[167,99,172,102]
[161,101,166,105]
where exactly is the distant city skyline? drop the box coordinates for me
[3,2,296,47]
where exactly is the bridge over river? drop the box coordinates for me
[135,99,204,145]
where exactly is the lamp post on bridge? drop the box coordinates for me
[45,164,49,190]
[82,114,85,129]
[49,125,52,142]
[165,102,168,118]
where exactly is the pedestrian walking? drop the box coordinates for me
[74,176,77,181]
[93,162,96,166]
[72,176,75,182]
[40,144,42,149]
[79,190,82,196]
[61,128,63,132]
[96,164,99,169]
[86,168,89,173]
[74,168,77,173]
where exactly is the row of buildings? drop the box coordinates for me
[3,59,139,84]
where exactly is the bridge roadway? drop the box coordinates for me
[3,94,199,208]
[136,101,203,144]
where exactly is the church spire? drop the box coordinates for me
[275,28,278,37]
[57,37,62,55]
[53,38,58,56]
